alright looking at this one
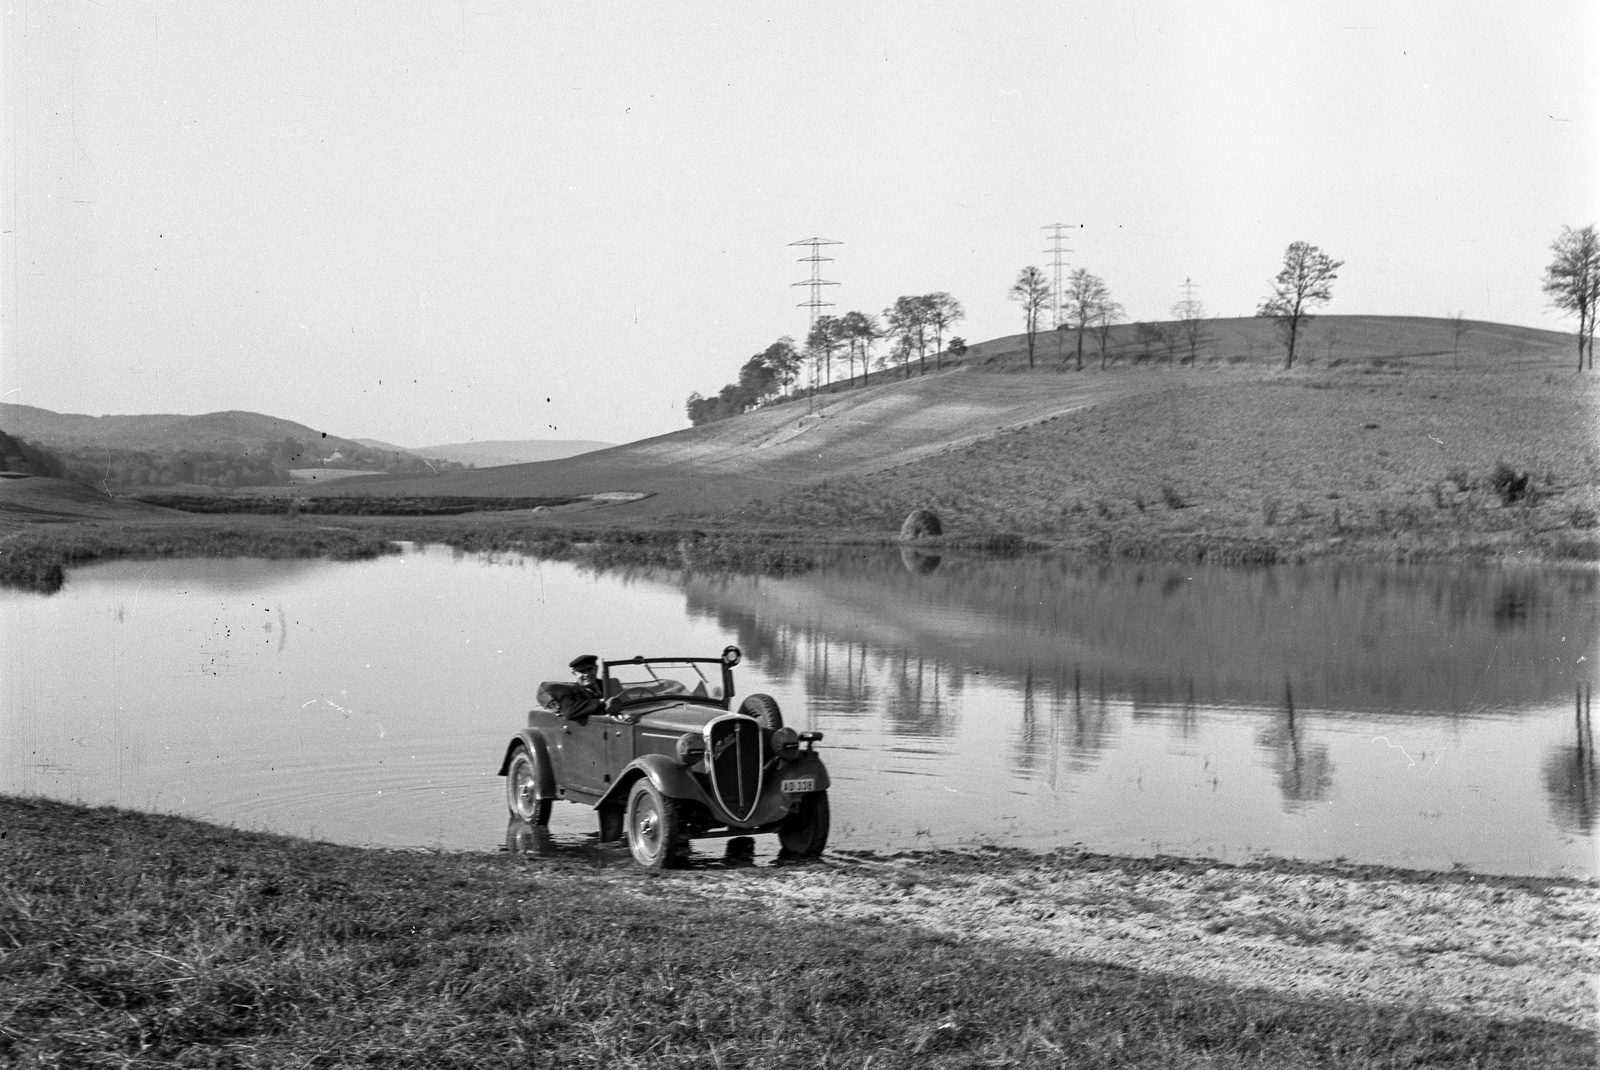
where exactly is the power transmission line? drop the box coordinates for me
[790,237,842,330]
[790,238,841,414]
[1042,223,1079,327]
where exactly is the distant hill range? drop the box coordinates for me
[0,404,384,459]
[0,405,468,488]
[385,439,614,468]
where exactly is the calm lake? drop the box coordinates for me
[4,544,1596,877]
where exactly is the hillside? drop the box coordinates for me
[305,316,1586,523]
[0,476,183,523]
[408,438,615,468]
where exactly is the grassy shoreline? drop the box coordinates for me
[3,796,1593,1068]
[1,505,1594,596]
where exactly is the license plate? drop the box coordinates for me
[780,777,815,794]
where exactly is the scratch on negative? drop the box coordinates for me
[1372,736,1442,774]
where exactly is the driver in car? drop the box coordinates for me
[549,654,607,720]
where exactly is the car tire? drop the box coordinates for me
[625,779,683,870]
[505,745,552,826]
[738,693,783,732]
[778,791,830,859]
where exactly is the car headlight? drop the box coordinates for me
[675,733,706,766]
[770,726,799,758]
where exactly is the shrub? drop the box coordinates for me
[1160,485,1187,509]
[1489,463,1532,506]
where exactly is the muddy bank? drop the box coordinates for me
[684,849,1599,1032]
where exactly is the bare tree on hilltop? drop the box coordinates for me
[1172,279,1209,365]
[840,311,879,388]
[922,293,965,371]
[1135,321,1167,364]
[1258,242,1342,370]
[805,315,845,390]
[1543,224,1600,371]
[763,336,803,397]
[1009,266,1051,370]
[1063,268,1110,371]
[884,296,930,377]
[1093,297,1125,369]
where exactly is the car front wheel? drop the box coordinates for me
[625,779,683,869]
[778,791,830,858]
[505,746,552,826]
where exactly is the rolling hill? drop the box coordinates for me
[0,405,464,486]
[0,405,369,457]
[303,315,1588,525]
[406,439,615,468]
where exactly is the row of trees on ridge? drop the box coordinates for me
[1010,265,1212,371]
[686,294,968,426]
[690,224,1598,428]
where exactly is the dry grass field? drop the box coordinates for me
[736,362,1600,563]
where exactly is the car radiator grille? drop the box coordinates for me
[707,717,762,821]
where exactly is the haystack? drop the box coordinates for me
[899,508,942,540]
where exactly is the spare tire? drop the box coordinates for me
[738,693,783,732]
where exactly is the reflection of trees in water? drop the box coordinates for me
[1544,684,1597,834]
[685,553,1597,718]
[1014,667,1117,785]
[682,588,802,682]
[882,651,953,738]
[1254,681,1334,811]
[801,639,875,717]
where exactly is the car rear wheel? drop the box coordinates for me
[738,693,783,732]
[505,746,552,826]
[625,779,683,869]
[778,791,830,858]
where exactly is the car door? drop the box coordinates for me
[605,719,636,777]
[552,715,609,800]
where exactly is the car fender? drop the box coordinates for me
[773,752,830,793]
[497,729,556,799]
[595,753,709,813]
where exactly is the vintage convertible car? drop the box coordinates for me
[497,646,830,868]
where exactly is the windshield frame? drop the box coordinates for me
[600,655,736,709]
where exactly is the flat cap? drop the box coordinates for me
[568,654,599,671]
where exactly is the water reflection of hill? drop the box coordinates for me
[680,552,1598,717]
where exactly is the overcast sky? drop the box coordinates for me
[3,1,1594,447]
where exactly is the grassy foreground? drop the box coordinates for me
[1,797,1592,1069]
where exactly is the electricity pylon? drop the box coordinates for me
[790,238,841,413]
[1042,223,1078,327]
[790,237,842,330]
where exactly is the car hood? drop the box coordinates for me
[630,700,736,734]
